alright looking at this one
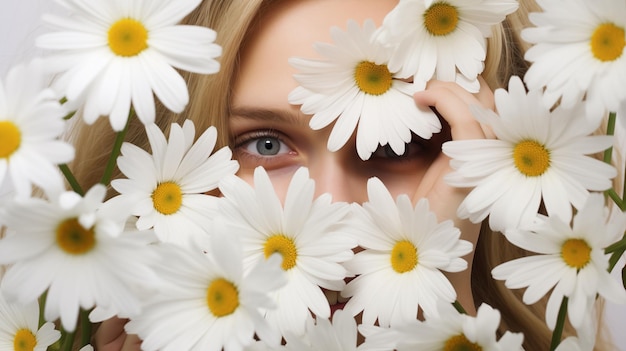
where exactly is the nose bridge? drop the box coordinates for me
[308,153,365,204]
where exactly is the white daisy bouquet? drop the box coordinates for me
[0,0,625,351]
[441,1,626,350]
[0,0,270,349]
[286,0,626,349]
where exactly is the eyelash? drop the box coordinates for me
[233,129,293,164]
[370,139,429,162]
[232,129,433,169]
[234,129,282,148]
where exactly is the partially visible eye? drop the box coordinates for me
[249,136,287,156]
[232,129,299,171]
[372,144,403,159]
[234,131,293,158]
[371,141,425,160]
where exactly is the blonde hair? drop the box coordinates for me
[67,0,615,349]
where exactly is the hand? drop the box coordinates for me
[412,77,495,314]
[94,317,142,351]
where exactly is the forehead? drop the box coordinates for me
[232,0,398,109]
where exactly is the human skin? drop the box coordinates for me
[230,0,491,318]
[96,0,494,349]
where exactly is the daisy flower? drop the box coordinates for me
[282,310,358,351]
[245,341,286,351]
[442,76,617,232]
[491,193,626,330]
[0,178,15,218]
[0,60,74,199]
[288,19,441,161]
[342,177,472,327]
[555,338,590,351]
[0,293,61,351]
[36,0,221,130]
[555,313,596,351]
[0,185,160,331]
[218,167,357,336]
[359,302,524,351]
[102,120,239,247]
[376,0,519,92]
[523,0,626,117]
[126,232,287,351]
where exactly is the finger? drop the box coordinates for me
[475,77,497,139]
[475,76,495,111]
[413,153,482,242]
[413,80,489,141]
[94,318,128,351]
[121,334,142,351]
[412,81,489,236]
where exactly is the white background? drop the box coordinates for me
[0,0,66,76]
[1,0,625,349]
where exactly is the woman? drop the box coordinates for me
[65,0,612,349]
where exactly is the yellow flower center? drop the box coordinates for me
[354,61,393,96]
[423,2,459,36]
[264,234,297,270]
[513,140,550,177]
[390,240,418,273]
[561,238,592,270]
[13,329,37,351]
[56,218,96,255]
[206,278,239,317]
[0,121,21,158]
[108,18,149,57]
[152,182,183,215]
[444,334,482,351]
[590,23,625,62]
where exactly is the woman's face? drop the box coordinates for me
[230,0,448,203]
[230,0,492,315]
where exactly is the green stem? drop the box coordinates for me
[609,246,626,273]
[601,110,626,273]
[58,97,75,120]
[80,309,93,348]
[606,189,626,211]
[100,113,132,185]
[550,297,568,351]
[605,233,626,254]
[38,291,47,328]
[59,164,84,196]
[60,330,76,351]
[601,112,626,211]
[623,156,626,203]
[603,112,617,164]
[62,111,76,121]
[452,300,466,314]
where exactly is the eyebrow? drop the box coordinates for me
[229,106,309,127]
